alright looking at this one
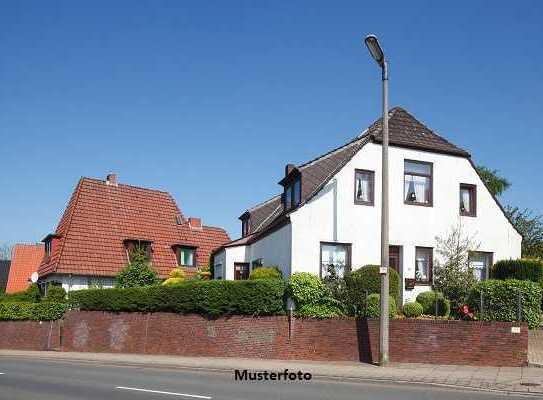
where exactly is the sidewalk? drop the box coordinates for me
[1,350,542,396]
[529,329,543,367]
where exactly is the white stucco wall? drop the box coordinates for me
[213,250,226,280]
[290,142,521,303]
[247,224,292,277]
[41,274,115,292]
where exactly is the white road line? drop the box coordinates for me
[115,386,212,399]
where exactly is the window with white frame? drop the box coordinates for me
[354,169,374,205]
[404,160,433,206]
[320,242,351,278]
[469,251,493,281]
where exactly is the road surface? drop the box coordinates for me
[0,356,534,399]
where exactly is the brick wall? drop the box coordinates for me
[0,312,528,366]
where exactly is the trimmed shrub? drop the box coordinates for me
[491,259,543,285]
[116,246,159,288]
[162,268,185,286]
[0,284,41,303]
[364,293,397,318]
[70,279,286,317]
[249,266,283,281]
[0,302,67,321]
[287,273,326,306]
[345,266,400,314]
[468,279,542,329]
[416,291,450,317]
[296,299,345,319]
[403,301,423,318]
[44,284,67,303]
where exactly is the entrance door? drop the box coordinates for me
[389,246,401,274]
[234,263,250,280]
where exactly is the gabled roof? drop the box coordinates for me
[221,106,515,249]
[6,244,44,293]
[38,177,230,279]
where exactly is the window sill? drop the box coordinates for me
[404,201,433,207]
[354,200,374,206]
[460,213,477,217]
[415,281,432,286]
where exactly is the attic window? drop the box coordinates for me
[241,218,250,237]
[460,184,476,217]
[284,177,301,210]
[45,240,52,257]
[124,240,152,262]
[176,246,196,267]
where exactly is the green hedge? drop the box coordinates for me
[491,259,543,286]
[345,265,400,314]
[249,266,283,281]
[364,293,397,318]
[0,284,41,303]
[70,279,286,317]
[416,291,450,317]
[468,279,542,329]
[0,302,67,321]
[402,301,423,318]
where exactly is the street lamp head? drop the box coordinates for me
[364,34,385,67]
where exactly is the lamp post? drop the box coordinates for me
[364,34,389,366]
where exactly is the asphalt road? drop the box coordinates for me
[0,357,534,400]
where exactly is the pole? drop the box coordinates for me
[379,60,389,366]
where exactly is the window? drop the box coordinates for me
[320,242,351,278]
[354,169,375,205]
[234,263,250,280]
[415,247,433,284]
[251,258,263,270]
[404,160,433,206]
[460,184,477,217]
[125,240,152,262]
[241,218,250,237]
[177,247,196,267]
[469,251,493,281]
[45,240,52,257]
[284,177,301,210]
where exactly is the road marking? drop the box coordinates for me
[115,386,211,399]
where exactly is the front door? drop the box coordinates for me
[234,263,250,280]
[389,246,401,274]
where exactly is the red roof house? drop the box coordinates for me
[6,244,44,293]
[38,174,229,290]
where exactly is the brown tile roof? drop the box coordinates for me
[38,177,229,279]
[220,107,483,249]
[6,244,44,293]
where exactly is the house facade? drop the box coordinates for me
[38,174,230,292]
[213,107,521,304]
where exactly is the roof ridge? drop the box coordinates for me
[82,177,172,195]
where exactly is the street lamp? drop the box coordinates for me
[364,34,389,366]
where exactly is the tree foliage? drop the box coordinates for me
[433,223,479,314]
[116,245,159,288]
[475,165,511,197]
[505,206,543,258]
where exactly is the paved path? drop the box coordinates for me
[0,356,537,400]
[0,350,542,396]
[529,329,543,367]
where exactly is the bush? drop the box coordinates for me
[491,259,543,285]
[116,246,159,288]
[416,291,450,317]
[364,293,397,318]
[70,279,286,317]
[296,299,345,319]
[468,279,542,329]
[403,301,423,318]
[249,266,283,281]
[345,266,400,314]
[287,273,326,306]
[44,284,67,303]
[0,302,67,321]
[0,284,41,303]
[162,268,185,286]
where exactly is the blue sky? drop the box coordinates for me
[1,1,542,245]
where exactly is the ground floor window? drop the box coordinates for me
[251,258,263,270]
[469,251,493,281]
[415,247,433,284]
[234,262,250,280]
[320,242,351,278]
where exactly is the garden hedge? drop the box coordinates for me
[0,302,67,321]
[345,265,400,314]
[468,279,542,329]
[0,284,41,303]
[491,259,543,287]
[364,293,397,318]
[249,266,283,281]
[416,291,450,317]
[402,301,423,318]
[69,279,286,317]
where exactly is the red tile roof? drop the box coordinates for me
[38,177,229,279]
[6,244,44,293]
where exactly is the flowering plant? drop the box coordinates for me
[458,304,476,320]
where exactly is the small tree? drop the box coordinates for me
[475,165,511,197]
[162,267,185,286]
[116,245,159,288]
[322,264,349,309]
[505,206,543,259]
[433,223,479,315]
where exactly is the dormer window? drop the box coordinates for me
[45,240,52,257]
[175,246,196,267]
[284,177,301,210]
[124,240,152,262]
[242,218,250,237]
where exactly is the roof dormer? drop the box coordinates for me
[279,164,301,211]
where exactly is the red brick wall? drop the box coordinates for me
[0,312,528,366]
[0,320,60,351]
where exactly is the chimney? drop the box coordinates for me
[285,163,296,176]
[106,173,118,186]
[188,217,202,229]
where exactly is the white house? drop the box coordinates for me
[212,107,522,304]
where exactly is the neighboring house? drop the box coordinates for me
[0,260,11,292]
[5,244,44,293]
[212,107,521,304]
[38,174,230,292]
